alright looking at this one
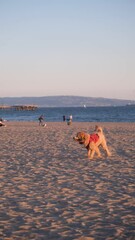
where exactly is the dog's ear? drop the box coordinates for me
[81,132,87,140]
[76,132,82,138]
[77,132,86,140]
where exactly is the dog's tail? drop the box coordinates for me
[95,125,103,134]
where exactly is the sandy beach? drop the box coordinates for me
[0,121,135,240]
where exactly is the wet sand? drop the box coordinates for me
[0,122,135,240]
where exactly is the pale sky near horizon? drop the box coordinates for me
[0,0,135,100]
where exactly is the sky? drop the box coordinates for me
[0,0,135,100]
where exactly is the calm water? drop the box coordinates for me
[0,106,135,122]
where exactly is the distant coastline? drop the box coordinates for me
[0,96,135,107]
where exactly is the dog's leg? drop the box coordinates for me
[89,145,101,159]
[87,148,91,158]
[101,142,111,157]
[95,146,102,158]
[105,147,111,157]
[88,142,96,159]
[87,146,95,159]
[89,149,95,159]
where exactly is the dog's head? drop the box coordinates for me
[73,132,88,144]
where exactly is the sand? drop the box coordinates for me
[0,121,135,240]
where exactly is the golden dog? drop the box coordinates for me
[73,125,111,159]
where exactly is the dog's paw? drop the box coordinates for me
[107,153,111,157]
[89,157,94,160]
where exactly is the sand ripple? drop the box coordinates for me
[0,122,135,239]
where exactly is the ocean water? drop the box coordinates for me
[0,106,135,122]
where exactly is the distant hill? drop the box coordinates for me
[0,96,135,107]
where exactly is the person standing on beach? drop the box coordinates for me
[69,115,72,122]
[38,115,45,126]
[69,115,73,124]
[63,115,66,122]
[67,114,73,125]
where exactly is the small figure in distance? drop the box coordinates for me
[67,114,73,125]
[63,115,66,122]
[38,115,46,127]
[69,115,72,122]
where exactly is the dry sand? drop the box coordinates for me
[0,122,135,240]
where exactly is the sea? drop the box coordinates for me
[0,105,135,122]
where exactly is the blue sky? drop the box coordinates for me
[0,0,135,100]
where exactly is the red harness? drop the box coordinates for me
[86,133,99,149]
[89,133,99,143]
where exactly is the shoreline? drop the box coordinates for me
[0,122,135,239]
